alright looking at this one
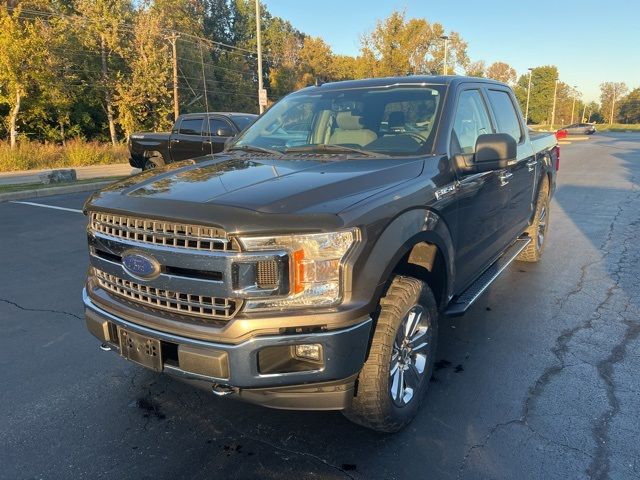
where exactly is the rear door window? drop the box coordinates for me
[451,89,493,154]
[487,90,523,143]
[178,118,204,135]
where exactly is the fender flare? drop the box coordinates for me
[350,208,456,310]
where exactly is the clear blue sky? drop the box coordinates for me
[263,0,639,102]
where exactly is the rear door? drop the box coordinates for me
[485,88,537,241]
[202,116,236,154]
[170,117,205,161]
[451,87,511,291]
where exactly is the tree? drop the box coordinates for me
[358,10,468,77]
[486,61,516,85]
[0,5,51,148]
[514,66,558,125]
[600,82,628,124]
[618,88,640,124]
[115,9,173,138]
[73,0,133,145]
[465,60,485,78]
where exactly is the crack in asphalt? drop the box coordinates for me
[457,181,640,478]
[587,317,640,480]
[0,297,83,321]
[211,415,357,479]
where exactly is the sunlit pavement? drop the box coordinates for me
[1,133,639,479]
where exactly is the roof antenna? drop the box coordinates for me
[199,40,214,156]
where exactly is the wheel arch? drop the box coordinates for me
[354,208,455,314]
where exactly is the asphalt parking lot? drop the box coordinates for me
[1,132,639,480]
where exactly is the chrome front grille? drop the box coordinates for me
[90,212,239,252]
[94,269,241,321]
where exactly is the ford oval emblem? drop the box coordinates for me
[122,252,160,279]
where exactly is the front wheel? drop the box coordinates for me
[343,276,438,432]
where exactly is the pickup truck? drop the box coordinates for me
[128,112,257,170]
[83,76,558,432]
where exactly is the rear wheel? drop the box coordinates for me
[343,276,438,432]
[143,154,164,171]
[518,177,550,262]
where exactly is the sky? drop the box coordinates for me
[262,0,639,103]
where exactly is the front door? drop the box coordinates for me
[170,117,205,161]
[451,88,510,292]
[202,116,236,155]
[485,88,538,241]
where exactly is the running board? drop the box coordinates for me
[445,237,531,317]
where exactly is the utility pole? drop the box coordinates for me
[582,103,587,123]
[256,0,265,113]
[609,84,616,125]
[570,85,577,124]
[168,33,180,121]
[550,79,558,130]
[525,67,533,125]
[440,35,449,75]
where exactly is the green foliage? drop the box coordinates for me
[0,140,128,171]
[617,88,639,123]
[358,10,468,77]
[600,82,628,124]
[514,66,558,124]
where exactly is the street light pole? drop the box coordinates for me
[570,85,577,124]
[440,35,449,75]
[582,103,587,123]
[525,67,533,125]
[550,79,558,130]
[609,84,616,125]
[255,0,265,114]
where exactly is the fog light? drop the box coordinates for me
[294,344,322,361]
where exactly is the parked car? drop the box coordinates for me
[561,122,596,135]
[83,76,559,432]
[128,112,258,170]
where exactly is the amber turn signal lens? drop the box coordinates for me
[292,249,305,294]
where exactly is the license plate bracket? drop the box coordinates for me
[118,327,162,372]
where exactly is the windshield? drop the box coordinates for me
[232,85,444,157]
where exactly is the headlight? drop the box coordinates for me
[239,229,359,310]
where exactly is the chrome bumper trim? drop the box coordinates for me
[83,289,372,388]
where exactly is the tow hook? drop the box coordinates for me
[212,384,235,396]
[99,343,112,351]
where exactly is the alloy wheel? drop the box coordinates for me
[389,305,431,407]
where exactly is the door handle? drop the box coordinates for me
[202,140,212,144]
[171,139,180,143]
[526,160,537,172]
[499,171,512,186]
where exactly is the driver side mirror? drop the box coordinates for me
[216,127,234,137]
[453,133,516,174]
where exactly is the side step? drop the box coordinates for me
[445,237,531,317]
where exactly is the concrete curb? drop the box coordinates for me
[0,163,133,186]
[0,180,114,203]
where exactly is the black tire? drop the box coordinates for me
[143,155,164,171]
[517,176,550,262]
[343,275,438,432]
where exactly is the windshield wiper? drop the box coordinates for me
[285,144,387,157]
[227,144,282,155]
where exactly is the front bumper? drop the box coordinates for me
[83,289,371,408]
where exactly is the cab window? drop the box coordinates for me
[450,90,493,154]
[487,90,523,143]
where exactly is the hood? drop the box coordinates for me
[92,153,424,216]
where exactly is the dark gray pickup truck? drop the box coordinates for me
[83,76,558,432]
[128,112,257,170]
